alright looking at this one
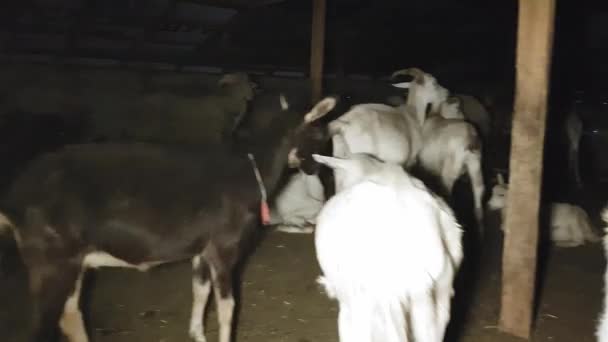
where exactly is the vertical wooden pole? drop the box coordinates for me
[310,0,326,104]
[499,0,555,339]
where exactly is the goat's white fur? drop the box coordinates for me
[273,95,327,234]
[393,76,490,140]
[392,69,486,232]
[418,99,485,231]
[488,177,600,247]
[596,206,608,341]
[313,152,463,342]
[329,103,422,193]
[270,171,325,234]
[392,69,448,125]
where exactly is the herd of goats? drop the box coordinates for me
[0,66,607,342]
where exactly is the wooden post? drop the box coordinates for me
[499,0,555,339]
[310,0,326,104]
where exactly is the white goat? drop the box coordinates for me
[391,68,491,139]
[596,205,608,342]
[488,174,600,247]
[329,102,423,192]
[392,69,491,139]
[391,68,449,124]
[272,69,446,230]
[565,107,583,187]
[275,97,424,233]
[269,171,325,234]
[420,98,485,231]
[273,68,486,235]
[392,68,485,232]
[312,152,463,342]
[269,96,326,234]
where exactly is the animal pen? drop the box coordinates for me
[0,0,606,341]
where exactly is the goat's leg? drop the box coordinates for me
[570,146,583,187]
[205,243,238,342]
[574,147,582,187]
[465,152,485,236]
[434,274,455,341]
[189,255,212,342]
[58,268,88,342]
[337,306,364,342]
[27,260,85,342]
[440,155,461,195]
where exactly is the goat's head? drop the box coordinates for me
[311,153,384,190]
[287,96,337,175]
[218,72,259,101]
[488,173,508,211]
[439,97,465,119]
[391,67,449,122]
[218,72,261,142]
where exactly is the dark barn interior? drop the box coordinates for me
[0,0,607,341]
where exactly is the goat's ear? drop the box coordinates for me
[304,97,337,123]
[312,154,348,170]
[279,94,289,110]
[496,173,505,185]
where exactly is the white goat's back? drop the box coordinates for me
[419,117,479,178]
[270,172,325,232]
[330,104,422,167]
[315,157,462,342]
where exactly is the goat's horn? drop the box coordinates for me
[391,68,425,81]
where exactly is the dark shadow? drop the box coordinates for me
[443,176,484,342]
[0,239,31,342]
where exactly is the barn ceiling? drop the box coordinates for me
[0,0,604,78]
[0,0,517,75]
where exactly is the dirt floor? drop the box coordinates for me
[0,187,605,342]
